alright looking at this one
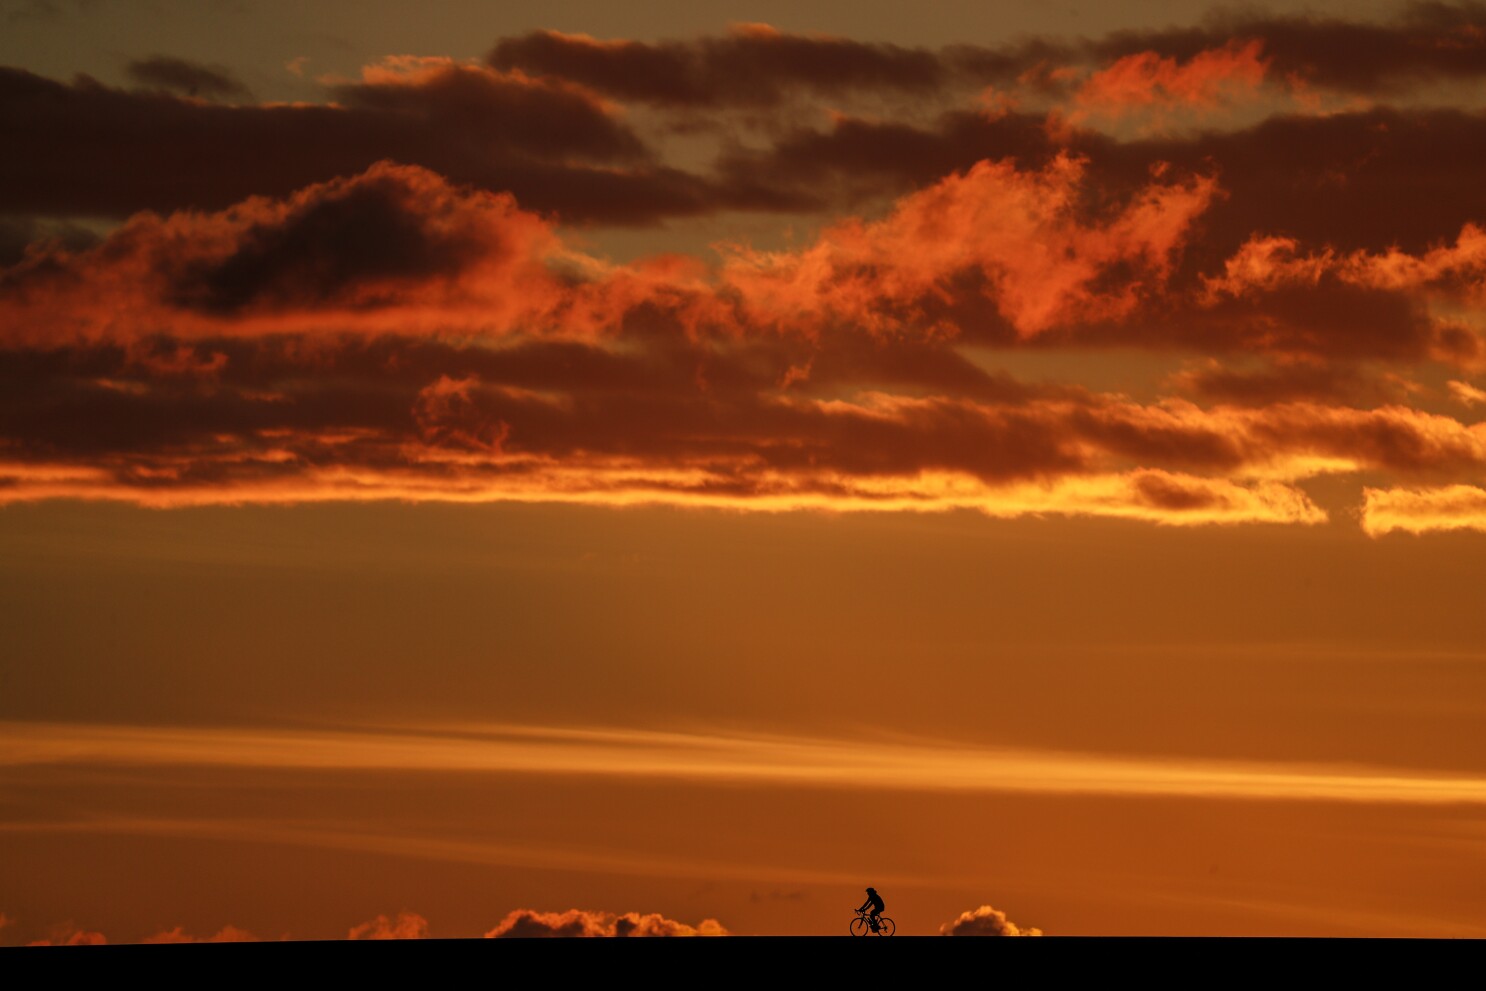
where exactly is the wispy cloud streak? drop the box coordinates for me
[3,721,1483,805]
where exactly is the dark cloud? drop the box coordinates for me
[720,106,1486,261]
[1,132,1481,521]
[1136,107,1486,261]
[0,65,772,224]
[1167,359,1380,406]
[329,60,644,163]
[168,163,510,314]
[1084,2,1486,97]
[713,110,1060,210]
[1133,470,1231,511]
[125,55,251,101]
[3,319,1478,515]
[11,11,1486,234]
[488,8,1486,112]
[489,25,944,107]
[0,215,98,266]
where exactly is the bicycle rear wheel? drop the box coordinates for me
[876,916,895,936]
[849,917,870,936]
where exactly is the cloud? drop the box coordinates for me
[347,910,430,940]
[715,101,1486,270]
[143,924,261,942]
[1204,225,1486,301]
[718,152,1217,339]
[7,720,1486,805]
[0,908,722,945]
[1081,4,1486,99]
[939,904,1043,936]
[125,55,251,101]
[3,57,1486,526]
[334,56,644,163]
[6,148,1222,345]
[0,64,751,225]
[1448,380,1486,407]
[488,23,943,107]
[1362,484,1486,536]
[1,161,564,338]
[484,908,727,937]
[166,161,554,317]
[1067,38,1272,132]
[488,10,1486,113]
[27,923,108,945]
[2,263,1483,517]
[0,215,100,267]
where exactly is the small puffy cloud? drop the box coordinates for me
[143,924,260,943]
[1068,39,1273,132]
[27,923,108,945]
[484,908,728,937]
[939,904,1044,936]
[1448,380,1486,407]
[347,910,430,940]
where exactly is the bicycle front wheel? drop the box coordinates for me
[876,917,895,936]
[849,917,870,936]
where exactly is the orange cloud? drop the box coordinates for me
[720,153,1217,338]
[939,904,1044,936]
[1361,484,1486,536]
[347,910,430,940]
[1074,39,1271,120]
[484,908,727,937]
[2,136,1483,527]
[6,332,1486,522]
[1448,380,1486,407]
[2,153,1216,345]
[143,924,261,943]
[1207,224,1486,301]
[27,924,107,946]
[0,161,565,343]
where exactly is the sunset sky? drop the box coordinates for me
[3,0,1486,941]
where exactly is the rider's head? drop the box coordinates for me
[866,887,876,894]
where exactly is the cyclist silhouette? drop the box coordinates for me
[857,887,885,930]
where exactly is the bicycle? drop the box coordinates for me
[850,908,895,936]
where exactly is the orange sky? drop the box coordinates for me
[2,1,1485,940]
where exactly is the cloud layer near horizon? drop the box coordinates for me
[4,8,1486,533]
[4,908,724,945]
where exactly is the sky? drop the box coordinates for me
[1,0,1485,941]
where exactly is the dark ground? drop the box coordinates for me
[2,936,1476,980]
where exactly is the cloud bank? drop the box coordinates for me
[1,908,723,944]
[4,9,1486,532]
[484,908,728,937]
